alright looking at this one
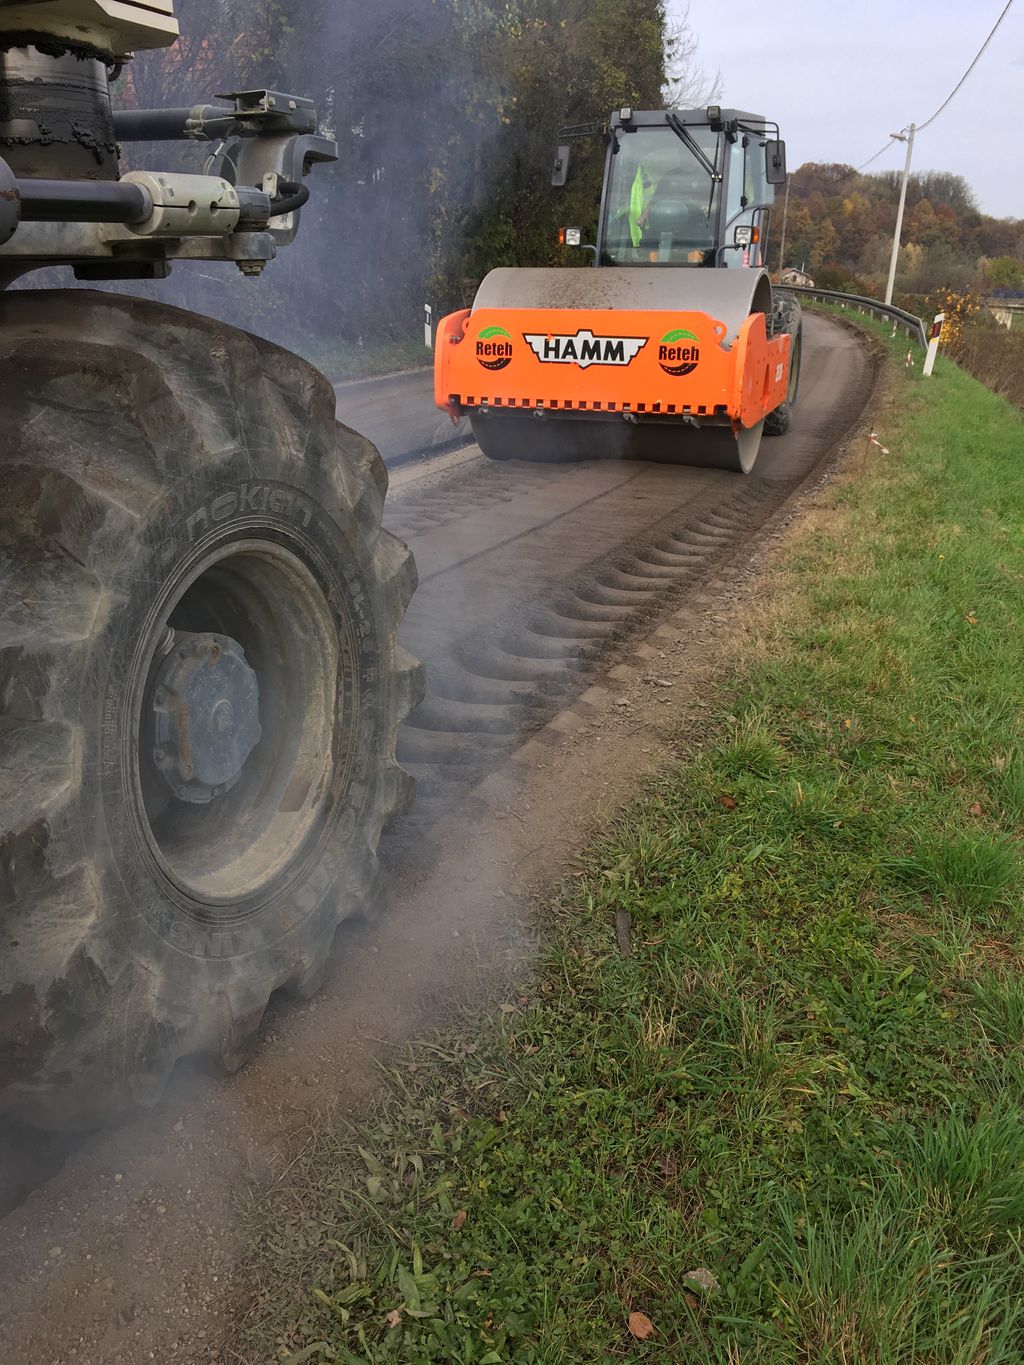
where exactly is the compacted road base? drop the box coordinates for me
[386,313,870,841]
[0,314,874,1362]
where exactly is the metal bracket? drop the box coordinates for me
[215,89,318,137]
[209,132,337,246]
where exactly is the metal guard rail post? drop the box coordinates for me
[780,286,928,350]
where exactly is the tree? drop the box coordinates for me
[985,256,1024,289]
[780,156,1020,299]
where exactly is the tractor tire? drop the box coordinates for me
[0,291,424,1129]
[764,290,803,438]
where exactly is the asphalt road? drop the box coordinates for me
[386,310,874,838]
[333,365,469,467]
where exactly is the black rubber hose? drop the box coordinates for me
[112,106,235,142]
[269,180,310,217]
[17,177,150,224]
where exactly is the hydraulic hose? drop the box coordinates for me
[112,105,236,142]
[269,180,310,217]
[16,177,150,224]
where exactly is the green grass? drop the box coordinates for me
[300,331,431,382]
[239,329,1024,1363]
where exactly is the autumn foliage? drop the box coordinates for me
[773,161,1023,301]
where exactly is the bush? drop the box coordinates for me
[953,321,1024,410]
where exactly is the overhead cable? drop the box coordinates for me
[857,138,899,172]
[916,0,1015,131]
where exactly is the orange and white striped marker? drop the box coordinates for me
[923,313,944,378]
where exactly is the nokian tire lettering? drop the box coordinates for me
[0,290,424,1129]
[184,483,315,540]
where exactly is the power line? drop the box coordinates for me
[819,2,1014,187]
[853,1,1014,173]
[916,0,1015,131]
[732,7,1013,198]
[822,137,899,186]
[857,138,898,172]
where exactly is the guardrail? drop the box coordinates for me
[780,286,928,350]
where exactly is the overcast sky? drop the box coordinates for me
[668,0,1022,219]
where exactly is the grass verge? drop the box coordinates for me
[954,322,1024,414]
[301,332,431,383]
[240,328,1024,1363]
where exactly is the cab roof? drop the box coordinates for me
[609,108,769,130]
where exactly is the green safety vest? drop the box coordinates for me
[628,165,653,248]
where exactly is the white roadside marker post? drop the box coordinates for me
[922,312,945,378]
[424,303,433,350]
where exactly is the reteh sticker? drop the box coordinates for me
[476,325,513,370]
[659,328,701,377]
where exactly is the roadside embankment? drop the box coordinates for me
[239,331,1024,1363]
[953,321,1024,412]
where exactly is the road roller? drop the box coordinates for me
[435,105,802,473]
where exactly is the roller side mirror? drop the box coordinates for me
[765,139,787,185]
[552,143,571,187]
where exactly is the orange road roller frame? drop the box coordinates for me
[435,304,791,434]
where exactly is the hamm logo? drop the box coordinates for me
[524,330,647,369]
[476,325,513,371]
[659,327,701,377]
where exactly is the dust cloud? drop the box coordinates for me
[14,0,499,369]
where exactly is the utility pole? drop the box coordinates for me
[884,123,915,306]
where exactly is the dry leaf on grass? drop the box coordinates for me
[628,1311,655,1340]
[453,1209,467,1230]
[615,907,632,958]
[683,1267,720,1294]
[718,794,737,811]
[385,1309,402,1328]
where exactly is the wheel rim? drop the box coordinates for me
[132,540,342,906]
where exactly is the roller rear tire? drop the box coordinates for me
[764,291,803,438]
[0,291,424,1129]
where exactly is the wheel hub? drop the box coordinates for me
[150,631,262,804]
